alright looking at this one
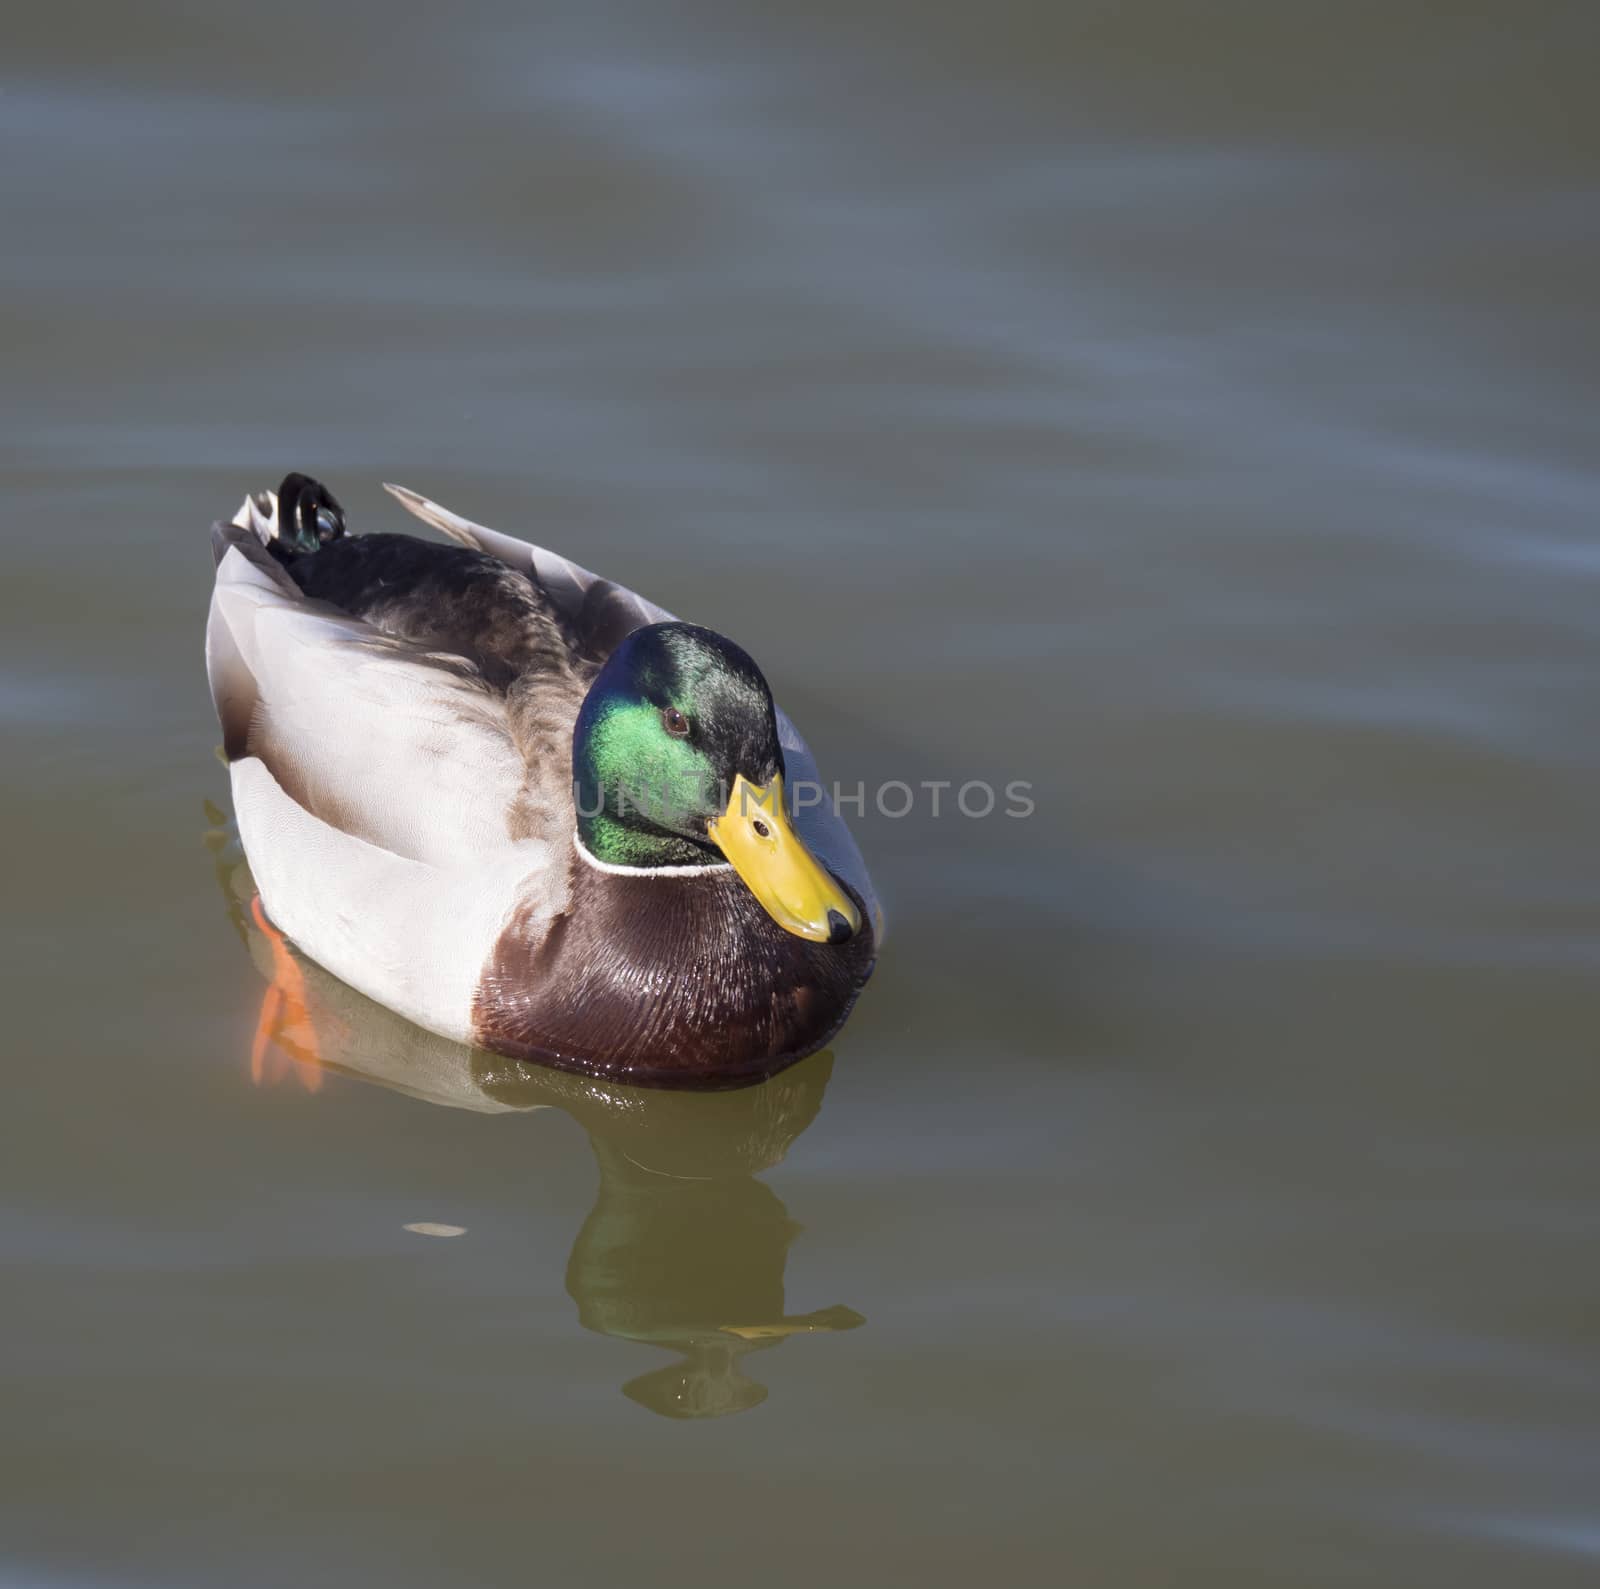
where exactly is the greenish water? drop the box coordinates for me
[4,3,1600,1585]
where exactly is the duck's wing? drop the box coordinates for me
[383,483,673,663]
[207,520,561,1044]
[207,520,532,867]
[383,485,883,938]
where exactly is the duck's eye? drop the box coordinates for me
[662,706,690,737]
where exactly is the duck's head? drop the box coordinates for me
[573,623,861,946]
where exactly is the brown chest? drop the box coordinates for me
[472,860,875,1088]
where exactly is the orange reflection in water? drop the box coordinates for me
[248,894,325,1093]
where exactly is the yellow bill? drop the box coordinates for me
[707,773,861,945]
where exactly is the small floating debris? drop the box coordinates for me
[403,1222,467,1238]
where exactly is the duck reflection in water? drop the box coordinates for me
[209,811,864,1418]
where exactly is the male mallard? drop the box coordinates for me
[205,474,879,1088]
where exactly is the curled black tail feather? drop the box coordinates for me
[272,473,347,557]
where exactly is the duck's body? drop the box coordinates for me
[206,478,878,1088]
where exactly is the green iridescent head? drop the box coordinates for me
[572,623,860,945]
[573,623,780,867]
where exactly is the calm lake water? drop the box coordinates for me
[4,3,1599,1585]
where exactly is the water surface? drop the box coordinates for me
[3,3,1599,1585]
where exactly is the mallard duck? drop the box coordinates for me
[205,473,880,1089]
